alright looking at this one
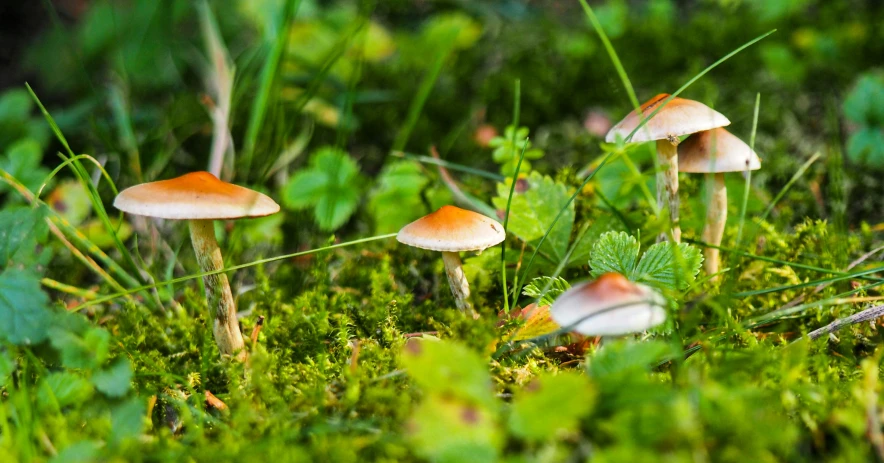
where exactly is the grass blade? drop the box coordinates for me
[500,80,522,313]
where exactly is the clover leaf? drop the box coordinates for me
[283,146,362,231]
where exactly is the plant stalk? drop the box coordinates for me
[703,173,728,280]
[188,219,246,360]
[442,251,475,317]
[656,139,681,242]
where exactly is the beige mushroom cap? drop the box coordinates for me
[397,205,506,252]
[605,94,731,144]
[114,171,280,220]
[678,128,762,173]
[550,273,666,336]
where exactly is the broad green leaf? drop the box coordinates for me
[51,441,102,463]
[633,242,703,290]
[407,395,500,463]
[587,339,675,379]
[421,12,483,50]
[0,139,50,197]
[283,147,362,231]
[0,205,49,267]
[92,359,133,398]
[50,326,111,370]
[842,72,884,126]
[368,160,429,234]
[400,339,495,409]
[589,231,640,278]
[846,126,884,166]
[111,398,145,443]
[492,172,574,262]
[508,372,595,441]
[39,372,94,410]
[0,269,53,345]
[568,214,625,266]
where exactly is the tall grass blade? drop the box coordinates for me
[500,80,522,313]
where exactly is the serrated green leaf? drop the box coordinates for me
[0,269,53,345]
[283,147,362,231]
[633,241,703,290]
[50,326,111,370]
[407,395,500,463]
[400,339,495,409]
[522,276,571,306]
[508,372,595,441]
[92,359,133,398]
[492,171,573,262]
[39,372,94,410]
[111,397,145,443]
[589,231,640,278]
[0,205,49,267]
[0,139,50,197]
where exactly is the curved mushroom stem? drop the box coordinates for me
[188,220,246,360]
[656,139,681,243]
[702,173,728,281]
[441,251,478,318]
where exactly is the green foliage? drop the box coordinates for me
[400,339,495,409]
[0,205,50,267]
[283,147,363,231]
[368,160,428,234]
[522,276,571,306]
[488,126,544,175]
[492,172,573,263]
[92,360,133,398]
[0,139,50,199]
[843,71,884,166]
[508,372,595,441]
[0,269,53,345]
[589,231,703,291]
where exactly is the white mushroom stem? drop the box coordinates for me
[702,173,728,280]
[188,220,246,360]
[656,139,681,243]
[441,251,474,316]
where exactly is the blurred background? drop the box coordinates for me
[1,0,883,238]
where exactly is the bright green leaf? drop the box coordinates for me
[522,276,571,307]
[633,242,703,290]
[0,205,49,267]
[39,372,94,410]
[407,395,500,463]
[92,359,133,398]
[508,372,595,441]
[492,172,574,262]
[283,147,362,231]
[589,231,640,278]
[368,160,429,234]
[50,326,111,370]
[0,139,50,197]
[111,398,145,443]
[400,339,495,409]
[0,269,53,345]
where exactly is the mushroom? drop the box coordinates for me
[678,127,761,279]
[549,273,666,336]
[397,205,505,315]
[605,94,731,243]
[114,171,280,359]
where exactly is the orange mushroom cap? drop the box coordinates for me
[550,273,666,336]
[397,205,506,252]
[678,127,761,173]
[114,171,280,220]
[605,94,731,144]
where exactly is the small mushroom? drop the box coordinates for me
[397,205,505,315]
[678,127,761,279]
[549,273,666,336]
[114,172,279,360]
[606,94,731,243]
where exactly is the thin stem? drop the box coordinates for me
[189,220,246,360]
[442,251,473,317]
[656,139,680,242]
[703,173,728,280]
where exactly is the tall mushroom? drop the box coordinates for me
[549,272,666,336]
[678,127,761,279]
[397,205,505,315]
[605,94,730,243]
[114,171,280,359]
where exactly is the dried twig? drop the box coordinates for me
[803,304,884,341]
